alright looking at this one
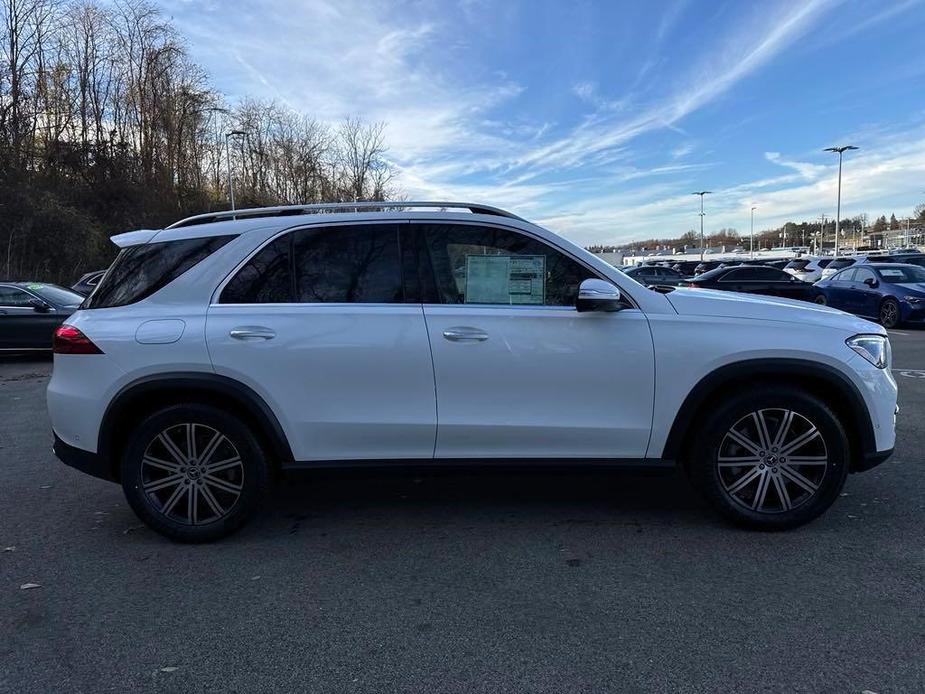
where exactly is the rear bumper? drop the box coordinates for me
[52,433,115,483]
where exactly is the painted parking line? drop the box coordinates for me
[892,369,925,379]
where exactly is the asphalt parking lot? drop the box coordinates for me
[1,330,924,694]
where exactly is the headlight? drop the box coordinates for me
[847,334,891,369]
[903,296,924,304]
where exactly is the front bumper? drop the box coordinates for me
[53,433,116,483]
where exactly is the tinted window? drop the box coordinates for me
[221,225,403,304]
[0,286,32,307]
[293,224,402,303]
[220,235,292,303]
[29,284,83,306]
[785,259,810,270]
[419,223,595,306]
[721,267,787,281]
[86,235,234,308]
[828,259,855,270]
[817,258,833,268]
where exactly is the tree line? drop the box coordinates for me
[588,205,925,254]
[1,0,396,283]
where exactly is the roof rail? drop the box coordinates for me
[166,201,524,229]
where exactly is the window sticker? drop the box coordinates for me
[465,254,545,304]
[880,269,904,279]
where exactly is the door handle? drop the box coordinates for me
[442,327,488,342]
[229,326,276,341]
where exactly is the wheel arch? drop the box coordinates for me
[661,358,876,472]
[98,372,294,480]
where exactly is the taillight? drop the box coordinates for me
[53,325,103,354]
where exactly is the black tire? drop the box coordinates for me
[814,294,827,306]
[687,386,849,530]
[879,298,900,329]
[121,404,269,542]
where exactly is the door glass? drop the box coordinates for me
[854,268,876,284]
[419,224,595,306]
[221,235,293,303]
[293,224,402,303]
[0,287,32,307]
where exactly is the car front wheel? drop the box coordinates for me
[121,404,269,542]
[879,298,900,329]
[688,387,849,530]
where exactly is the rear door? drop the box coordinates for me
[415,221,655,459]
[206,222,437,462]
[824,268,856,310]
[852,267,880,317]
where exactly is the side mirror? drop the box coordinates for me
[29,298,51,312]
[577,278,622,312]
[863,278,878,288]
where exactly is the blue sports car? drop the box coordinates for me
[815,262,925,328]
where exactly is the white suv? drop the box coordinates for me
[47,202,898,542]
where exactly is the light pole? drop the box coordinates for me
[225,130,246,210]
[817,214,828,254]
[823,145,858,257]
[692,191,712,262]
[750,205,757,258]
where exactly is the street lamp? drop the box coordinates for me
[823,145,858,257]
[225,130,246,210]
[692,191,712,262]
[750,205,757,258]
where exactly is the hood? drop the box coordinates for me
[896,283,925,294]
[665,288,884,335]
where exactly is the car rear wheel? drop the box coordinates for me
[814,294,828,305]
[879,298,900,329]
[688,386,849,530]
[121,404,269,542]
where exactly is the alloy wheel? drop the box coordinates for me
[880,300,898,327]
[140,423,244,525]
[717,408,828,513]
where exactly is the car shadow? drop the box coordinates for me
[245,466,714,538]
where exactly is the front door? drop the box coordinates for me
[414,222,655,460]
[207,222,436,462]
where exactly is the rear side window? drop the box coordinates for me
[785,260,810,270]
[85,235,234,308]
[220,224,403,304]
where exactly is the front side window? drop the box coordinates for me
[418,223,595,306]
[220,224,403,304]
[86,235,234,308]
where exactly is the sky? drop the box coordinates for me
[162,0,925,246]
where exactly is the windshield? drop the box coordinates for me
[26,283,84,306]
[878,266,925,284]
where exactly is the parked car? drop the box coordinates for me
[693,260,723,275]
[623,265,687,287]
[814,263,925,328]
[48,201,896,541]
[784,257,833,282]
[670,260,702,277]
[819,257,857,280]
[71,270,106,296]
[0,282,84,350]
[686,265,821,302]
